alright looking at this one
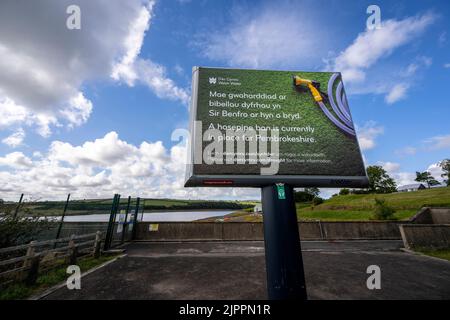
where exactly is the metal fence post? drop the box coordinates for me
[13,193,24,219]
[55,194,71,245]
[121,196,131,244]
[104,194,120,251]
[132,197,141,240]
[104,194,117,251]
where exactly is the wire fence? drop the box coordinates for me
[0,194,144,249]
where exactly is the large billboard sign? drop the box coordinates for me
[185,67,368,188]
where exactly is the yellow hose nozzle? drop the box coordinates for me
[293,76,323,102]
[307,83,323,102]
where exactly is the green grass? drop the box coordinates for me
[0,254,118,300]
[194,68,365,176]
[297,209,416,221]
[202,187,450,222]
[296,187,450,221]
[19,198,256,216]
[416,249,450,262]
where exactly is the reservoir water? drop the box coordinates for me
[53,210,233,222]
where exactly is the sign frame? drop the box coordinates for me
[184,66,369,188]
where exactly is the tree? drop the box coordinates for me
[439,159,450,186]
[294,191,314,203]
[415,171,440,188]
[366,165,397,193]
[294,187,320,203]
[0,202,52,248]
[304,187,320,197]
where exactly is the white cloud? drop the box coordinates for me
[427,163,445,181]
[356,121,384,151]
[0,97,33,129]
[331,12,435,83]
[378,161,401,173]
[402,56,432,76]
[201,4,326,69]
[0,0,189,138]
[111,3,154,86]
[424,134,450,150]
[2,128,25,147]
[377,161,416,186]
[376,160,446,187]
[111,2,190,105]
[385,83,409,104]
[134,59,190,104]
[392,172,417,186]
[60,92,93,128]
[0,152,33,168]
[327,12,435,103]
[395,146,417,156]
[439,31,447,45]
[383,56,432,104]
[0,132,259,201]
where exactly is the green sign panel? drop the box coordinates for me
[185,67,368,188]
[276,184,286,200]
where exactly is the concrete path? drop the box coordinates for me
[43,240,450,300]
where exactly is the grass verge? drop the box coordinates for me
[297,209,416,221]
[0,254,118,300]
[415,249,450,262]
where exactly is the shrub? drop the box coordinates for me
[371,198,396,220]
[339,188,350,195]
[0,202,52,248]
[294,191,314,203]
[312,197,324,206]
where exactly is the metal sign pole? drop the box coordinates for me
[261,183,307,300]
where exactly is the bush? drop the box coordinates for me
[339,188,350,195]
[0,202,52,248]
[351,189,371,194]
[312,197,324,206]
[294,191,314,203]
[371,198,396,220]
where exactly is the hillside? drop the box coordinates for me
[15,198,256,216]
[199,187,450,222]
[297,186,450,221]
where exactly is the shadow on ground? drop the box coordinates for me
[43,241,450,300]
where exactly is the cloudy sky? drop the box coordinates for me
[0,0,449,201]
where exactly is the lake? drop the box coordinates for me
[53,210,233,222]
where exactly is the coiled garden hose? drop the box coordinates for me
[293,74,356,136]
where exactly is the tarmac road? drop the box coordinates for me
[43,240,450,300]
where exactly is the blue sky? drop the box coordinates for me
[0,0,449,200]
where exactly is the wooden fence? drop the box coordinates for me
[0,231,102,287]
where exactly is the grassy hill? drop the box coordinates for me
[14,198,256,216]
[297,186,450,221]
